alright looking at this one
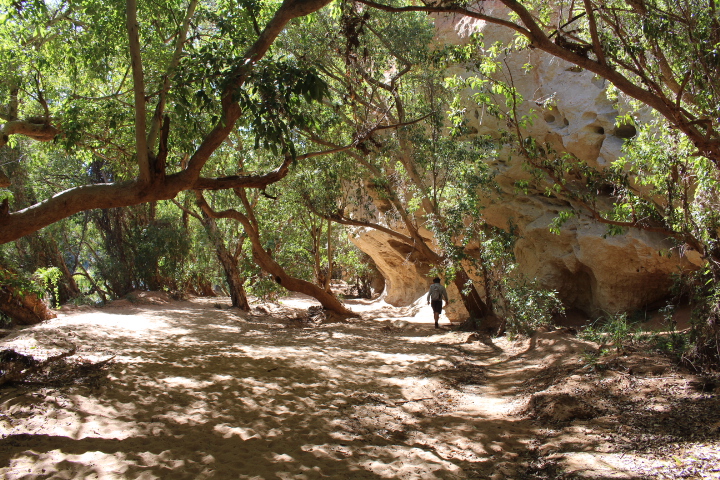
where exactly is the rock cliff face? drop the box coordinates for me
[353,227,432,305]
[353,3,698,320]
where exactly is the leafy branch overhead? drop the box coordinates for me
[0,0,334,243]
[4,0,715,245]
[356,0,720,164]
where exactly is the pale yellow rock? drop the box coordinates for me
[352,2,700,318]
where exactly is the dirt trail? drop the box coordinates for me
[1,294,719,479]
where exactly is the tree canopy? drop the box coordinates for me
[2,0,720,361]
[0,0,335,243]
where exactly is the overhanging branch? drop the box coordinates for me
[354,0,531,37]
[0,120,58,148]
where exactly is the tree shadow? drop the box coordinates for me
[3,298,701,479]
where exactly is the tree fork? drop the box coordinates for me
[196,192,356,317]
[199,211,251,311]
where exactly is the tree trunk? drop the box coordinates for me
[76,266,108,303]
[220,249,250,310]
[312,227,324,289]
[94,208,134,297]
[325,219,333,293]
[199,211,250,311]
[452,269,501,332]
[248,235,354,315]
[197,279,216,297]
[0,276,56,326]
[245,222,352,315]
[195,192,354,316]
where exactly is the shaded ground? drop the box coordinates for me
[0,293,718,479]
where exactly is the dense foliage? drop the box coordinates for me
[1,0,719,364]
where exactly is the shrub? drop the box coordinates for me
[580,312,641,354]
[498,277,565,337]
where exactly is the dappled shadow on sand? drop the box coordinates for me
[3,296,718,479]
[0,296,539,479]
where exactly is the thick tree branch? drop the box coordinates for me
[197,191,355,315]
[147,0,198,153]
[582,0,605,65]
[235,188,260,232]
[183,0,333,179]
[155,115,170,181]
[0,120,59,148]
[306,199,416,245]
[354,0,531,37]
[357,0,719,163]
[126,0,150,183]
[8,86,19,120]
[0,0,335,244]
[0,139,357,243]
[193,142,356,191]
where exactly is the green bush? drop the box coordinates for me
[131,219,192,291]
[0,311,12,328]
[580,312,641,353]
[33,267,62,308]
[499,277,564,337]
[0,267,44,299]
[248,276,286,302]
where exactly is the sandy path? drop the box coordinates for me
[1,295,540,479]
[4,295,717,479]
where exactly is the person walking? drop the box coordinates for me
[427,277,449,328]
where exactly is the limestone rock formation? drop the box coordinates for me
[352,227,469,322]
[353,2,698,319]
[353,227,431,306]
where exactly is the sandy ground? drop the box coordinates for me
[1,293,719,479]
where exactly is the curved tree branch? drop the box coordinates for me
[354,0,532,37]
[0,120,59,147]
[357,0,719,163]
[0,0,335,244]
[196,192,355,315]
[307,201,417,245]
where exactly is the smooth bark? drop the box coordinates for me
[126,0,150,184]
[196,196,250,311]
